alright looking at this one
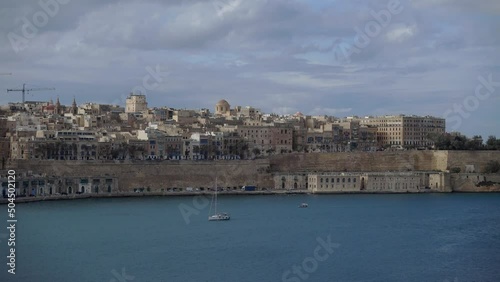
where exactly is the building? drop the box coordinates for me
[308,172,362,192]
[125,94,148,113]
[0,117,10,166]
[273,173,308,190]
[236,124,293,154]
[164,135,183,159]
[234,106,261,119]
[0,172,119,197]
[358,115,445,148]
[173,109,197,125]
[215,99,231,117]
[307,171,448,193]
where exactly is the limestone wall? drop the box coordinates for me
[451,173,500,192]
[269,151,446,172]
[446,151,500,173]
[269,151,500,173]
[7,151,500,193]
[11,159,274,191]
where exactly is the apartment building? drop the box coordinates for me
[125,94,148,113]
[237,124,293,154]
[358,115,445,147]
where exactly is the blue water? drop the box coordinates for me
[1,193,500,282]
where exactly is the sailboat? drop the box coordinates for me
[208,177,230,221]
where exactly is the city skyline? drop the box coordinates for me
[0,87,495,139]
[1,0,499,139]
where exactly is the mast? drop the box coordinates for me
[214,177,218,214]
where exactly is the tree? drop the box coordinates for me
[166,145,174,158]
[119,142,129,159]
[98,143,112,159]
[34,143,47,159]
[223,139,229,155]
[200,144,209,159]
[450,134,467,150]
[207,143,216,159]
[252,148,261,157]
[234,139,248,159]
[71,143,78,160]
[483,160,500,173]
[193,145,200,156]
[486,136,499,150]
[47,142,56,159]
[128,145,143,159]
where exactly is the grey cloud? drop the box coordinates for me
[0,0,499,138]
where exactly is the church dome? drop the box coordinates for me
[216,99,230,107]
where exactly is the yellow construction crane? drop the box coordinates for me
[7,83,55,103]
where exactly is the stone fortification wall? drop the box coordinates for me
[8,151,500,192]
[451,173,500,192]
[12,159,273,191]
[269,151,447,172]
[269,151,500,173]
[446,151,500,173]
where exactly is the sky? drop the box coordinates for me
[0,0,499,138]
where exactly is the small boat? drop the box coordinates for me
[208,177,230,221]
[299,203,308,208]
[209,212,230,221]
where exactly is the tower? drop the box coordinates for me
[55,96,61,114]
[125,93,148,113]
[215,99,231,116]
[71,97,77,115]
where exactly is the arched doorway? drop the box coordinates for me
[361,177,365,190]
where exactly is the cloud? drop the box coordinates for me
[386,25,417,42]
[271,106,298,115]
[0,0,498,138]
[261,72,360,89]
[309,107,352,116]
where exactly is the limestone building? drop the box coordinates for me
[306,171,449,193]
[125,94,148,113]
[358,115,445,147]
[215,99,231,117]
